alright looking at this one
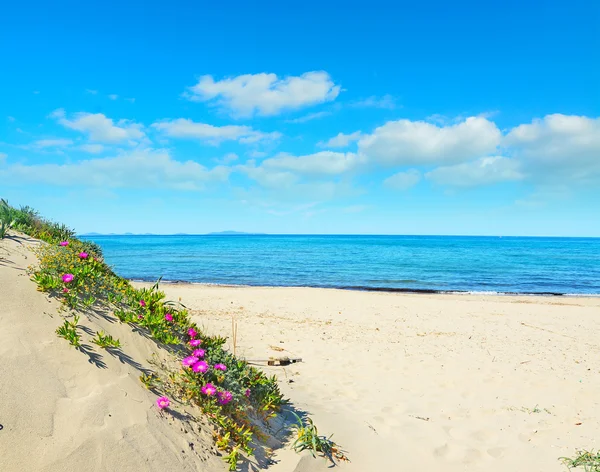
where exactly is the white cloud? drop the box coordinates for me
[383,169,421,190]
[239,164,299,189]
[79,144,105,154]
[1,149,230,191]
[504,114,600,182]
[425,156,523,187]
[125,98,135,103]
[214,153,239,164]
[248,150,268,159]
[0,152,7,163]
[186,71,340,117]
[152,118,280,145]
[261,151,363,177]
[85,89,98,95]
[285,111,332,124]
[7,116,16,122]
[358,116,501,166]
[31,138,74,149]
[352,94,397,109]
[51,109,145,144]
[319,131,362,148]
[108,94,119,100]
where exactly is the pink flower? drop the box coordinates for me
[217,390,233,405]
[138,315,144,320]
[192,348,205,358]
[192,360,209,373]
[244,389,251,398]
[181,356,199,367]
[62,288,69,293]
[164,313,173,322]
[189,339,202,347]
[139,300,146,307]
[187,328,197,338]
[78,252,88,259]
[201,383,217,396]
[62,274,74,283]
[156,396,170,409]
[214,363,227,371]
[59,241,69,246]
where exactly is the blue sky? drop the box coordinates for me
[1,0,599,236]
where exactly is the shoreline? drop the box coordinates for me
[128,277,600,298]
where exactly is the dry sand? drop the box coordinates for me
[140,282,600,472]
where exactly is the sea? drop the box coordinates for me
[83,235,600,296]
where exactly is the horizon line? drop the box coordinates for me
[79,233,600,239]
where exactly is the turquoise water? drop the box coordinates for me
[84,235,600,295]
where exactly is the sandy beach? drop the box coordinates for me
[137,282,600,472]
[2,231,599,472]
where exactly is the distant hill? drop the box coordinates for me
[208,231,263,235]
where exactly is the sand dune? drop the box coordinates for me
[142,283,600,472]
[0,235,225,472]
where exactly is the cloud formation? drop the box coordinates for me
[185,71,340,117]
[1,149,229,191]
[384,169,421,190]
[504,114,600,183]
[51,109,145,144]
[319,131,363,148]
[31,138,74,149]
[152,119,280,145]
[358,116,501,166]
[261,151,363,177]
[425,156,523,187]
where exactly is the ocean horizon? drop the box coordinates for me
[84,234,600,296]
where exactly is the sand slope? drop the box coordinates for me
[144,283,600,472]
[0,234,226,472]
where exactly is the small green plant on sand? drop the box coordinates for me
[92,330,121,349]
[560,450,600,471]
[291,414,348,463]
[0,199,16,239]
[140,372,160,390]
[223,447,241,471]
[56,315,81,347]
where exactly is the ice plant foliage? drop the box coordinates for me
[62,273,74,283]
[192,360,209,373]
[217,390,233,405]
[192,348,205,358]
[156,396,170,410]
[201,383,217,396]
[182,356,199,367]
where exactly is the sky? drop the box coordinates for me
[1,0,599,236]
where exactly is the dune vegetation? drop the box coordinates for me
[0,199,346,470]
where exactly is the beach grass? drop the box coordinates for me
[560,450,600,471]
